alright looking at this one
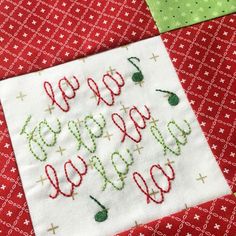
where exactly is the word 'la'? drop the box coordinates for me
[112,105,151,143]
[20,114,106,162]
[90,149,134,191]
[45,155,87,199]
[87,72,125,107]
[44,76,80,112]
[133,163,175,204]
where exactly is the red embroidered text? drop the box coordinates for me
[44,76,80,112]
[45,155,87,199]
[112,105,151,143]
[87,72,125,106]
[133,163,175,204]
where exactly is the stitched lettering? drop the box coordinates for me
[68,114,106,153]
[87,72,125,106]
[44,76,80,112]
[150,120,191,156]
[45,155,87,199]
[20,116,61,161]
[112,105,151,143]
[133,163,175,204]
[90,149,133,191]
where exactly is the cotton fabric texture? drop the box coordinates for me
[145,0,236,32]
[0,36,230,236]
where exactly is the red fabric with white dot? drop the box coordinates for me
[162,14,236,193]
[0,0,157,80]
[117,194,236,236]
[118,13,236,236]
[0,0,235,235]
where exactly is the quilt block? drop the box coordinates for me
[0,36,231,236]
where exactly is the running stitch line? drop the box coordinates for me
[20,116,61,161]
[68,114,106,153]
[45,155,88,199]
[150,120,191,156]
[112,105,151,143]
[133,163,175,204]
[89,149,133,191]
[38,119,61,147]
[87,71,125,106]
[44,76,80,112]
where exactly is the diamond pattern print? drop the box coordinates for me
[0,0,158,235]
[117,13,236,236]
[117,193,236,236]
[0,0,235,235]
[0,0,158,80]
[162,14,236,192]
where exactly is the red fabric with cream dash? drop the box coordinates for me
[118,13,236,236]
[0,0,235,234]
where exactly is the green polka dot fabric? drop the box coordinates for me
[145,0,236,32]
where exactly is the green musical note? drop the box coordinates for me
[128,57,144,82]
[156,89,180,106]
[89,195,108,222]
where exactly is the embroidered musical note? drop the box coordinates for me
[156,89,179,106]
[128,57,144,82]
[89,195,108,222]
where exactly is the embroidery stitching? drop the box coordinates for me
[44,76,80,112]
[127,57,144,82]
[87,71,125,106]
[17,51,195,213]
[150,120,192,156]
[28,127,48,161]
[112,105,151,143]
[89,195,108,222]
[20,115,32,135]
[155,89,180,106]
[20,116,61,161]
[45,155,87,199]
[111,150,134,178]
[90,149,133,191]
[68,114,106,153]
[133,163,175,204]
[38,119,61,147]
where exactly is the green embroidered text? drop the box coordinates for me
[150,119,191,156]
[68,114,106,153]
[90,149,134,191]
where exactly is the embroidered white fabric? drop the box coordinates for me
[0,36,230,236]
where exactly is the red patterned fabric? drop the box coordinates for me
[0,0,157,80]
[118,13,236,236]
[118,193,236,236]
[0,0,235,235]
[162,13,236,192]
[0,104,34,236]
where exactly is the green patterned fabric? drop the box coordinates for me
[145,0,236,33]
